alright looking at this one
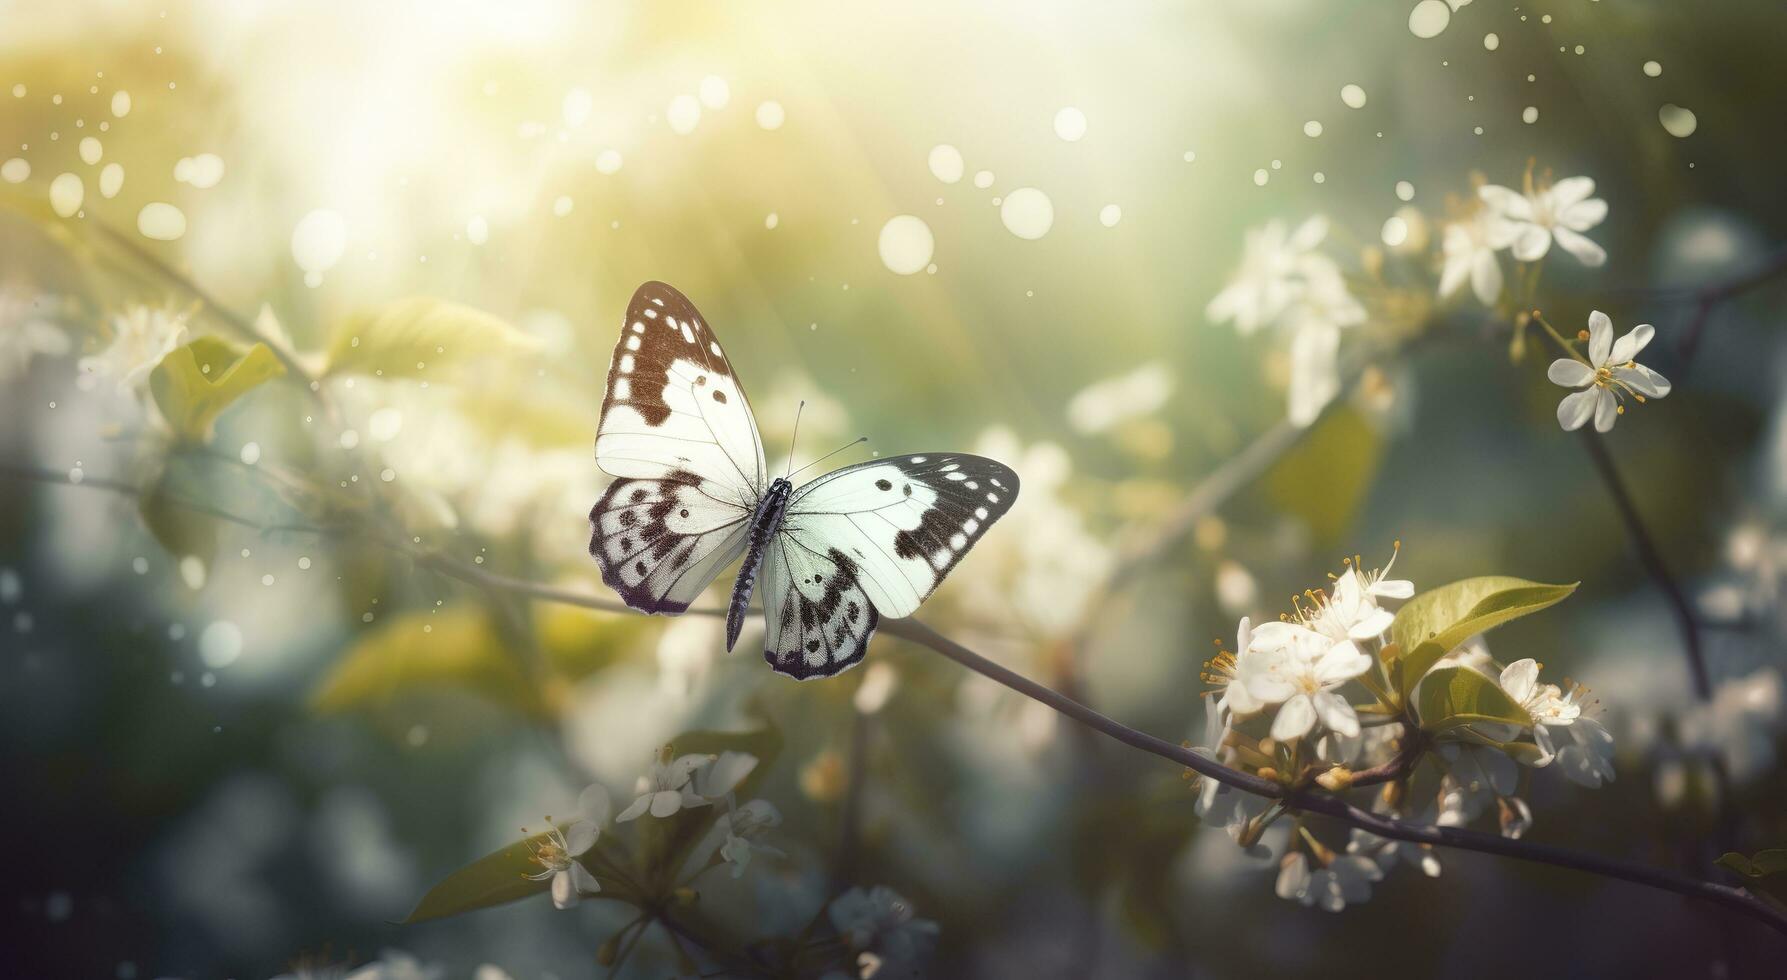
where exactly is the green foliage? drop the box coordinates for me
[149,337,285,443]
[1414,666,1533,732]
[1390,576,1577,697]
[1265,406,1384,544]
[1716,849,1787,879]
[310,604,546,718]
[324,297,539,380]
[403,829,562,923]
[138,456,220,561]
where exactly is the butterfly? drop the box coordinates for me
[588,281,1020,680]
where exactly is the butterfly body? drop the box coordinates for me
[590,282,1019,679]
[726,475,793,651]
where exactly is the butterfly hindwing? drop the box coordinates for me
[760,536,879,680]
[589,475,751,614]
[591,282,765,615]
[781,453,1020,619]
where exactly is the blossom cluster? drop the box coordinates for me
[1193,547,1615,911]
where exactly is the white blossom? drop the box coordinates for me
[78,306,188,395]
[524,784,610,909]
[1497,658,1580,764]
[715,799,784,878]
[1206,216,1331,336]
[616,751,713,822]
[1435,742,1520,830]
[1244,622,1373,741]
[828,886,941,965]
[1438,208,1517,305]
[1479,176,1608,267]
[1275,851,1383,912]
[1548,310,1671,432]
[1308,548,1414,643]
[1553,716,1617,787]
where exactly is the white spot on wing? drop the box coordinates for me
[626,335,641,351]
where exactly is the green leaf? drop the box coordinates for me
[1717,849,1787,879]
[404,830,557,923]
[149,337,285,443]
[1391,576,1577,696]
[310,604,545,717]
[1265,406,1384,544]
[1415,666,1533,732]
[138,457,219,560]
[324,297,538,380]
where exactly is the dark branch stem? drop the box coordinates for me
[6,462,1784,937]
[1676,247,1787,368]
[1579,431,1710,700]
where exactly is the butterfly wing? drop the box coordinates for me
[590,282,764,614]
[780,453,1020,621]
[758,535,880,679]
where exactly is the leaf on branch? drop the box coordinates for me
[1717,849,1787,879]
[149,337,285,443]
[1390,576,1576,696]
[139,457,220,561]
[1414,666,1532,732]
[310,604,546,717]
[323,297,539,380]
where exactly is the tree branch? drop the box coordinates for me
[6,462,1785,938]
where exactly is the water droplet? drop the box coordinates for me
[973,170,994,188]
[1395,180,1415,201]
[1484,32,1500,51]
[179,555,206,590]
[999,187,1053,240]
[667,94,701,135]
[877,215,934,275]
[595,149,622,175]
[79,137,102,165]
[132,556,149,574]
[177,153,224,189]
[1182,150,1197,162]
[1381,216,1409,247]
[1303,120,1323,138]
[1409,0,1450,38]
[1252,169,1269,187]
[1659,104,1697,138]
[1053,106,1087,142]
[239,441,261,465]
[1522,106,1539,124]
[698,75,730,110]
[1313,172,1326,184]
[111,90,131,117]
[1,158,28,183]
[764,212,779,230]
[1643,60,1662,78]
[755,100,785,130]
[49,173,83,217]
[552,195,573,216]
[928,144,964,184]
[1099,204,1122,227]
[292,209,347,275]
[99,162,123,197]
[137,202,186,241]
[199,620,243,668]
[379,467,396,482]
[297,556,311,570]
[466,215,488,245]
[1341,84,1367,109]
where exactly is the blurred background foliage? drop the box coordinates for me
[4,1,1787,977]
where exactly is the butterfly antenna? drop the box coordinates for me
[788,436,869,479]
[786,401,806,478]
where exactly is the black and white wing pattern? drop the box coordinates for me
[759,454,1019,678]
[589,282,765,614]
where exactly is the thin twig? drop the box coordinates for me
[1579,430,1710,700]
[1675,247,1787,369]
[7,463,1786,937]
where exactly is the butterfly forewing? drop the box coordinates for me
[781,453,1020,621]
[759,536,880,679]
[590,283,764,615]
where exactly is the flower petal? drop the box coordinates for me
[1587,311,1614,365]
[1499,659,1539,703]
[1510,224,1551,262]
[1314,690,1361,737]
[1548,176,1596,209]
[570,861,602,894]
[1558,196,1608,231]
[1315,642,1372,682]
[1553,226,1607,267]
[577,784,613,827]
[1614,364,1670,398]
[1547,359,1595,388]
[615,795,650,823]
[1270,693,1318,741]
[650,789,685,818]
[1289,215,1330,251]
[565,821,599,856]
[1470,251,1503,306]
[1478,185,1534,221]
[550,871,578,909]
[1556,389,1598,431]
